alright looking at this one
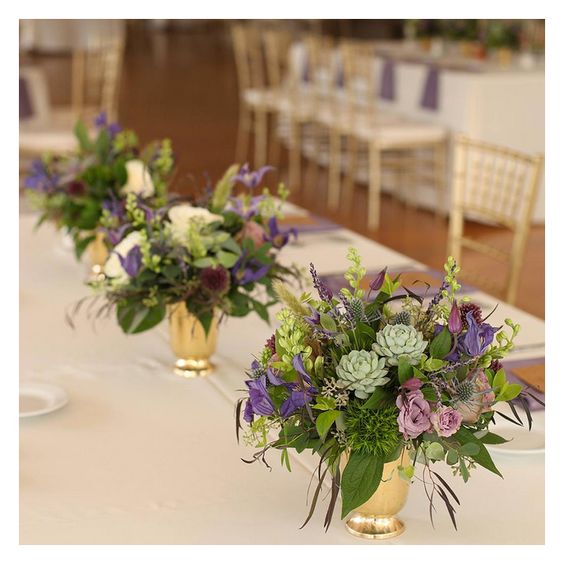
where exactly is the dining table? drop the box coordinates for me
[19,202,545,544]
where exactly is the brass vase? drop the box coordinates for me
[167,302,218,378]
[87,230,109,277]
[341,451,410,540]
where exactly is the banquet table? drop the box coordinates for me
[19,206,545,544]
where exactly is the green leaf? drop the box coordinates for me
[361,387,394,410]
[479,432,510,445]
[446,448,459,465]
[341,452,384,519]
[313,397,336,411]
[221,237,242,255]
[95,128,111,160]
[429,326,452,360]
[74,120,93,151]
[117,302,166,334]
[425,442,445,461]
[398,464,414,481]
[497,383,522,402]
[319,313,337,333]
[74,233,96,260]
[192,257,215,268]
[424,358,446,371]
[315,410,340,441]
[493,369,507,390]
[459,442,480,456]
[216,250,240,269]
[421,386,439,402]
[198,310,214,337]
[453,427,502,478]
[398,357,413,385]
[251,299,269,323]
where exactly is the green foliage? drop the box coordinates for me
[345,403,401,459]
[342,247,366,300]
[210,164,239,211]
[429,326,452,359]
[341,452,384,518]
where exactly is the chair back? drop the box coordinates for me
[263,29,293,89]
[447,135,543,304]
[231,23,267,97]
[71,36,124,121]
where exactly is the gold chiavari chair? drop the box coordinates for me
[20,36,124,158]
[324,39,448,230]
[231,23,274,168]
[447,135,543,305]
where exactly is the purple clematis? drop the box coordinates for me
[233,164,274,190]
[279,354,317,417]
[265,216,297,249]
[102,195,127,220]
[117,245,143,278]
[243,375,275,423]
[227,194,266,219]
[94,111,122,138]
[104,224,131,246]
[369,267,387,294]
[24,159,59,193]
[460,313,499,357]
[231,254,271,285]
[304,306,321,326]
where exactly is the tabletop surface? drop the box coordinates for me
[19,209,545,545]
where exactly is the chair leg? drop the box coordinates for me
[289,117,301,193]
[367,143,381,231]
[236,104,251,164]
[269,113,282,169]
[434,141,447,217]
[343,135,358,213]
[254,106,268,168]
[327,127,341,210]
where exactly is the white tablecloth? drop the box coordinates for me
[19,212,544,544]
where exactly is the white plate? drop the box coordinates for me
[487,407,545,454]
[19,381,69,418]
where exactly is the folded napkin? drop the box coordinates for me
[504,357,545,410]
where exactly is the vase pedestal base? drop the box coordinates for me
[173,358,215,379]
[345,515,405,540]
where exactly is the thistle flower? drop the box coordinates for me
[200,266,230,294]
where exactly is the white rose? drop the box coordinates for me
[121,160,155,197]
[167,203,224,246]
[104,231,145,284]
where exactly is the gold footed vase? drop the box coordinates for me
[341,451,410,540]
[87,230,109,278]
[167,302,218,378]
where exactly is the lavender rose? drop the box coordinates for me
[430,405,463,437]
[396,390,432,439]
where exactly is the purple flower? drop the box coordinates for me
[396,389,432,439]
[402,378,423,391]
[227,195,265,220]
[309,263,333,302]
[460,313,498,357]
[117,245,142,278]
[233,164,274,189]
[266,367,286,386]
[24,159,59,193]
[102,196,126,219]
[430,405,463,437]
[107,122,122,138]
[94,111,108,128]
[265,216,297,249]
[448,300,463,334]
[369,267,387,294]
[243,375,275,422]
[231,254,271,285]
[104,224,130,246]
[200,266,230,294]
[280,390,313,417]
[304,306,321,326]
[292,353,313,385]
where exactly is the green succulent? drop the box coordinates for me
[335,350,389,399]
[372,323,427,366]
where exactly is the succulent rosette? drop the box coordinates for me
[23,111,175,259]
[236,251,542,531]
[87,164,301,334]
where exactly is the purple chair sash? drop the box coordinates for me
[20,77,33,119]
[420,65,440,111]
[379,59,396,101]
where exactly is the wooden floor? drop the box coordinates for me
[24,23,545,318]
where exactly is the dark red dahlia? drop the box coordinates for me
[460,302,483,329]
[265,334,276,355]
[200,266,230,294]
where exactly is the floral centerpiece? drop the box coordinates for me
[236,250,541,537]
[23,112,174,262]
[86,164,301,377]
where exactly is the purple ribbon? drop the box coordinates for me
[380,59,396,101]
[421,65,440,111]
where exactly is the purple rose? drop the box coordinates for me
[401,378,423,391]
[396,390,432,439]
[430,405,463,437]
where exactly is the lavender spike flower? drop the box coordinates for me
[309,263,333,302]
